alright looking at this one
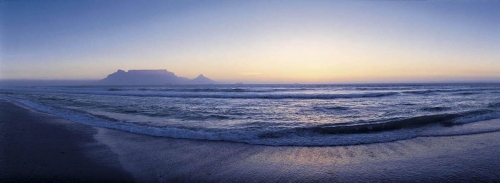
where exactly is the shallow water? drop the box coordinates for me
[1,83,500,146]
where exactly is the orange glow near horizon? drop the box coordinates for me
[2,1,499,83]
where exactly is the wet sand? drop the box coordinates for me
[0,100,133,182]
[2,99,500,182]
[97,122,500,182]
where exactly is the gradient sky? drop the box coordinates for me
[1,0,499,83]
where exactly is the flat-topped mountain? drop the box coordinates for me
[98,69,215,85]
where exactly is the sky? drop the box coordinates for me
[1,0,499,83]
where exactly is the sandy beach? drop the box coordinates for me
[0,100,134,182]
[2,99,500,182]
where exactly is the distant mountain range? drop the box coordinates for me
[98,69,215,85]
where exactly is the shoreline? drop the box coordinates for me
[2,99,500,182]
[96,122,500,182]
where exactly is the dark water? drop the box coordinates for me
[1,83,500,146]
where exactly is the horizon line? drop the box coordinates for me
[0,78,499,87]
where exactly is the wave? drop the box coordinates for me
[109,87,312,93]
[313,106,350,111]
[420,106,451,112]
[454,92,479,96]
[355,87,416,91]
[0,94,420,146]
[402,87,497,95]
[402,90,435,95]
[2,93,500,146]
[400,103,417,106]
[298,113,462,135]
[3,88,399,100]
[107,88,124,91]
[255,110,500,143]
[452,112,500,124]
[488,102,500,108]
[110,91,399,99]
[139,88,251,93]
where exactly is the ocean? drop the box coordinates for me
[1,83,500,146]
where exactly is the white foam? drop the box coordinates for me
[2,93,500,146]
[0,94,226,140]
[0,93,412,146]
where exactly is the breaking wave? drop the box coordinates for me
[2,94,500,146]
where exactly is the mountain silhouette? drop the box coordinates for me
[98,69,215,85]
[191,74,215,84]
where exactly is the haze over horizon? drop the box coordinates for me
[1,0,499,84]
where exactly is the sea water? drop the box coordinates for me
[1,83,500,146]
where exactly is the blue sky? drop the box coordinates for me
[1,0,499,83]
